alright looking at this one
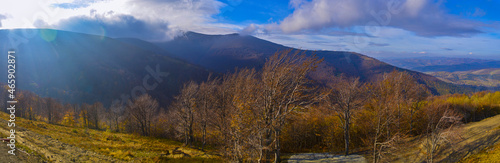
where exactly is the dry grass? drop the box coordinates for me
[461,143,500,163]
[384,114,500,162]
[0,112,221,162]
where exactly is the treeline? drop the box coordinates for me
[163,50,500,162]
[0,84,168,136]
[1,50,500,162]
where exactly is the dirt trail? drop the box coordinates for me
[0,118,117,162]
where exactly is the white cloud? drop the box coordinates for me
[0,0,239,40]
[274,0,483,37]
[405,0,427,16]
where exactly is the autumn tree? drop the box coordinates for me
[259,49,322,162]
[88,102,104,129]
[45,97,63,124]
[227,68,262,161]
[80,103,90,128]
[195,75,218,151]
[210,74,234,146]
[365,70,430,162]
[127,94,159,136]
[108,101,125,132]
[171,82,198,146]
[325,76,365,155]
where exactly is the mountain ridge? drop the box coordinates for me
[0,29,211,107]
[145,31,473,95]
[0,29,476,107]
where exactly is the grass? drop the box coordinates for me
[0,112,222,162]
[461,125,500,163]
[461,143,500,163]
[383,114,500,162]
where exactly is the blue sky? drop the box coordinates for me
[0,0,499,59]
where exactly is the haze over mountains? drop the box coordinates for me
[0,29,476,107]
[0,29,210,107]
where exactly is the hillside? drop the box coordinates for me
[0,112,220,162]
[388,113,500,162]
[0,29,211,107]
[428,68,500,87]
[147,32,472,95]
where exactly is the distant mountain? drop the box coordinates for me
[428,68,500,87]
[0,29,476,108]
[0,29,210,107]
[134,32,473,95]
[381,57,500,72]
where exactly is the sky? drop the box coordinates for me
[0,0,499,59]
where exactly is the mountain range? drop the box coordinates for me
[0,29,474,107]
[428,68,500,87]
[382,57,500,72]
[0,29,210,107]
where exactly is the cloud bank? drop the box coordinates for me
[56,13,170,41]
[277,0,483,37]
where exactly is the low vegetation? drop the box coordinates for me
[0,112,220,162]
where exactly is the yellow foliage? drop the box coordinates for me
[62,110,76,127]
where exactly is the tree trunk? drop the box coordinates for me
[410,110,414,135]
[202,123,206,151]
[373,116,381,163]
[345,110,350,156]
[263,128,272,162]
[274,129,281,163]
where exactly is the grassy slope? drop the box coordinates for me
[461,125,500,162]
[0,112,221,162]
[386,113,500,162]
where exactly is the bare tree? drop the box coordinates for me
[368,72,403,163]
[424,110,462,163]
[211,74,234,146]
[46,97,56,123]
[228,68,262,162]
[172,82,198,146]
[260,49,322,162]
[195,75,218,151]
[325,75,365,155]
[108,102,125,132]
[366,71,431,162]
[88,102,104,129]
[127,94,159,136]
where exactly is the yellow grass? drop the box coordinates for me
[0,112,221,162]
[461,143,500,163]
